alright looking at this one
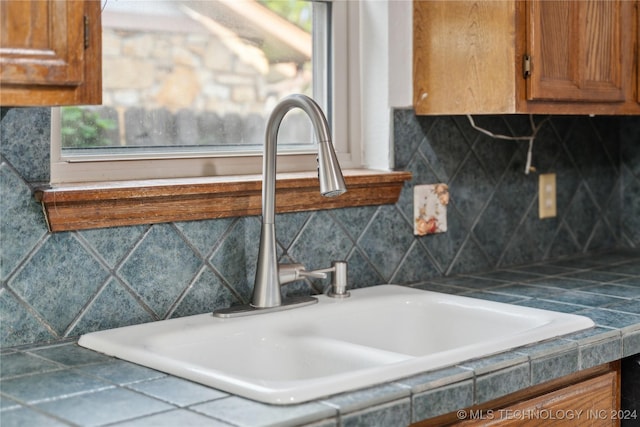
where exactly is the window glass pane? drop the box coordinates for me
[62,0,325,157]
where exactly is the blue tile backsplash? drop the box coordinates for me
[1,107,639,348]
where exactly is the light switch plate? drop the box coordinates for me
[538,173,557,219]
[414,184,449,236]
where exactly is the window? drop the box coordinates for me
[38,1,413,232]
[51,0,358,184]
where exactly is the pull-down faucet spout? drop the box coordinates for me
[253,94,346,309]
[213,94,346,318]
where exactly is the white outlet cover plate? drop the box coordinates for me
[414,184,448,236]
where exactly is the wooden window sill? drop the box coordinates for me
[34,169,412,232]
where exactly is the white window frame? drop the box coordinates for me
[50,0,361,185]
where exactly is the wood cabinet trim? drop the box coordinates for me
[637,0,640,104]
[34,169,412,232]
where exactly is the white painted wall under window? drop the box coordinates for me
[359,0,412,170]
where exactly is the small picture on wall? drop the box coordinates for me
[414,183,449,236]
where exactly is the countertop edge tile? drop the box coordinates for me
[339,397,411,427]
[530,348,580,386]
[457,351,530,375]
[394,366,474,393]
[514,337,579,359]
[189,395,337,427]
[622,330,640,357]
[473,363,530,405]
[319,383,410,415]
[579,335,623,370]
[411,379,474,422]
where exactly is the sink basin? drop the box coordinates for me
[78,285,594,404]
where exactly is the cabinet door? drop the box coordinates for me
[0,1,84,86]
[526,0,630,103]
[413,1,517,114]
[457,371,618,426]
[0,0,101,106]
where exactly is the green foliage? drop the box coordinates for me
[60,107,116,148]
[259,0,312,32]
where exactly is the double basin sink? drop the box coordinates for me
[79,285,594,405]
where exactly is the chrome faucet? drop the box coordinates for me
[214,94,347,318]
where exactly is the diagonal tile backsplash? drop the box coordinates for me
[621,117,640,246]
[1,107,638,348]
[395,112,637,274]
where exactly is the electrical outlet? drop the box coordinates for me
[538,173,557,219]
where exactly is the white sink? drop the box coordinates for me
[78,285,594,405]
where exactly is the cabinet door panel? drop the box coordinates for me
[0,0,84,86]
[413,0,517,114]
[527,0,627,103]
[458,371,618,426]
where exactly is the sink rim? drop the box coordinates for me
[78,284,595,405]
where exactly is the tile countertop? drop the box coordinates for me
[1,250,639,427]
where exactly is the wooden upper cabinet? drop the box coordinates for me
[526,0,627,103]
[0,0,102,106]
[413,1,518,114]
[414,0,640,115]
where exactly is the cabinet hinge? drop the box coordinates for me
[84,15,90,49]
[523,54,531,79]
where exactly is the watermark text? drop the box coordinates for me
[456,408,637,421]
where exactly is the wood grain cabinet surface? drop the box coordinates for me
[0,0,102,106]
[457,371,619,427]
[413,0,640,115]
[413,363,622,427]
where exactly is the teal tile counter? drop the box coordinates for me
[1,250,639,427]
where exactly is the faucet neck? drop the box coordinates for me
[262,94,333,224]
[253,94,345,309]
